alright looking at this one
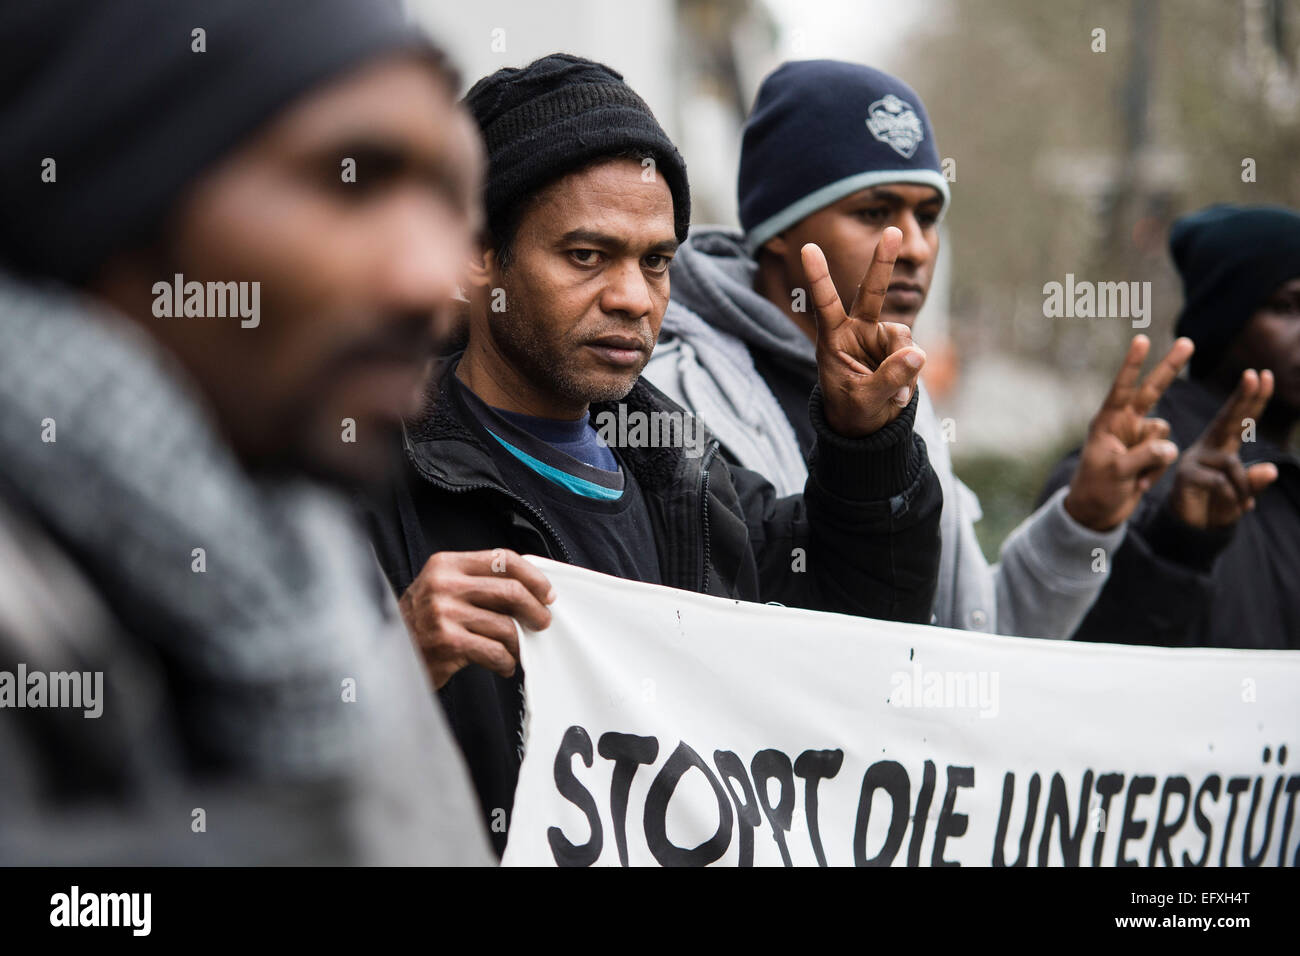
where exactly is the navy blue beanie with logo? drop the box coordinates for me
[739,60,950,254]
[1171,204,1300,379]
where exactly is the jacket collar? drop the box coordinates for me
[402,354,716,496]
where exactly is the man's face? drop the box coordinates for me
[769,183,942,329]
[1223,277,1300,416]
[481,157,677,409]
[99,56,484,485]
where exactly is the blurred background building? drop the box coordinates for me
[412,0,1300,557]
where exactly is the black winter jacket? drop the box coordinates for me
[367,357,942,853]
[1040,377,1300,649]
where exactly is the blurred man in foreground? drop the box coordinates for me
[644,60,1188,640]
[365,54,943,853]
[1040,204,1295,649]
[0,0,491,863]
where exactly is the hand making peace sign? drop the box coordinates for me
[1167,369,1278,529]
[801,227,928,437]
[1064,335,1193,531]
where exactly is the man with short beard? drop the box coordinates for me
[366,54,943,854]
[0,0,490,863]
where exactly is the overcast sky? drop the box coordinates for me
[762,0,933,70]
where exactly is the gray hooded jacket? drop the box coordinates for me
[644,227,1125,639]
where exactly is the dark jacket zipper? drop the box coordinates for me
[406,470,565,769]
[698,443,718,595]
[405,452,575,566]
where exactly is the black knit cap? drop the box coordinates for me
[1171,204,1300,378]
[0,0,442,285]
[462,53,690,249]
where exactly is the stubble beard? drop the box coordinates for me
[490,292,643,408]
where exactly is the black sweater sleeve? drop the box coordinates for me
[726,386,943,624]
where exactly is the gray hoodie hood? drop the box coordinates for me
[667,226,816,375]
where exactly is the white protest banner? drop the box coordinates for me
[502,558,1300,867]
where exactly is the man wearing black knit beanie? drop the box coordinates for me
[365,53,944,854]
[1040,204,1298,650]
[1,0,491,863]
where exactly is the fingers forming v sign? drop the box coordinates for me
[801,228,927,438]
[1064,335,1194,531]
[1169,369,1279,529]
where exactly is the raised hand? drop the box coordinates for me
[1167,369,1278,529]
[1064,335,1193,531]
[801,227,927,438]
